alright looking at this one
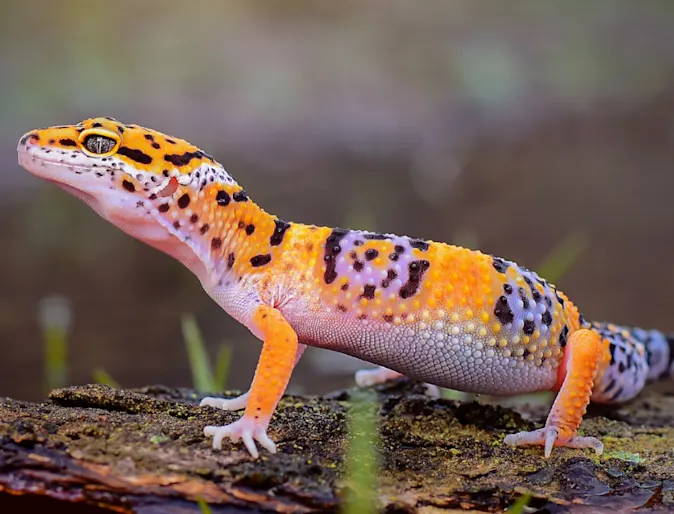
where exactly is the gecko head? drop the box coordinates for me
[17,117,239,273]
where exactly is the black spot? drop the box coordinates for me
[349,251,357,259]
[162,169,169,177]
[245,224,255,235]
[364,233,390,240]
[555,291,565,307]
[59,138,77,147]
[216,190,230,206]
[323,228,348,284]
[523,320,535,336]
[610,384,624,400]
[164,150,204,167]
[354,240,364,246]
[618,361,626,373]
[211,238,222,250]
[532,290,542,302]
[399,260,430,299]
[177,194,190,209]
[361,285,376,300]
[144,134,154,141]
[410,239,430,251]
[383,315,394,323]
[233,190,249,202]
[503,284,513,294]
[364,249,379,261]
[173,221,180,229]
[389,253,399,261]
[227,252,235,269]
[341,283,349,291]
[149,193,157,200]
[92,122,103,128]
[559,326,569,347]
[158,203,170,213]
[353,261,364,272]
[117,126,125,133]
[251,254,272,267]
[518,287,529,309]
[270,219,290,246]
[199,224,209,235]
[492,257,509,273]
[337,304,348,312]
[117,146,152,165]
[494,296,514,325]
[122,180,135,192]
[152,142,160,149]
[394,245,405,254]
[542,310,552,326]
[189,214,199,223]
[166,138,176,144]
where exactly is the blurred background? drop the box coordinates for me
[1,1,674,401]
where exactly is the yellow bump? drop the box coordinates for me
[492,323,502,334]
[422,310,431,320]
[406,314,415,324]
[394,317,402,325]
[437,310,446,319]
[487,338,496,347]
[503,349,512,357]
[451,313,460,323]
[480,311,489,323]
[478,327,487,337]
[465,322,475,333]
[499,338,508,348]
[522,336,530,344]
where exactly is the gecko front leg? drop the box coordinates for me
[204,304,298,458]
[201,344,307,411]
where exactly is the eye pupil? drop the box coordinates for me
[84,135,116,154]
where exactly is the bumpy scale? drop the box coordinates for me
[17,118,674,459]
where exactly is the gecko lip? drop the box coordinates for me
[17,149,114,204]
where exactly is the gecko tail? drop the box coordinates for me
[642,329,674,383]
[589,322,673,404]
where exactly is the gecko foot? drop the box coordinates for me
[504,426,603,458]
[355,366,440,398]
[204,415,275,459]
[200,391,250,411]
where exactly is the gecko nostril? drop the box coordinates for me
[20,132,39,146]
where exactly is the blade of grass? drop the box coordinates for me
[181,314,215,393]
[213,343,233,392]
[342,389,379,514]
[38,296,72,392]
[92,367,120,388]
[536,231,588,284]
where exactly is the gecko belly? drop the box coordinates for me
[291,312,560,395]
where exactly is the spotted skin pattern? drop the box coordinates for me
[17,118,674,459]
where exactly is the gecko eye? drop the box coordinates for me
[84,135,116,154]
[78,128,120,157]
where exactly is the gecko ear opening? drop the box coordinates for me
[157,177,179,197]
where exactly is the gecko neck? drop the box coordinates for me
[195,183,281,287]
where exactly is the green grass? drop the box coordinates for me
[342,389,379,514]
[38,295,72,392]
[89,313,232,394]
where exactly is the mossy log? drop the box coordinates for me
[0,381,673,513]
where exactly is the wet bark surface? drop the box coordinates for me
[0,381,672,513]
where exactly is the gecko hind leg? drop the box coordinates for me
[355,366,440,398]
[504,328,605,458]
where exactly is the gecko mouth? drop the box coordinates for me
[18,149,113,205]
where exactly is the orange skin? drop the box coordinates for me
[17,117,663,459]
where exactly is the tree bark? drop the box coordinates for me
[0,381,673,512]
